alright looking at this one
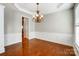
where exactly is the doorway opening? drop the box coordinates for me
[22,16,29,55]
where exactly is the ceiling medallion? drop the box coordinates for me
[33,3,44,23]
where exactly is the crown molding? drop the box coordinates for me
[14,3,33,15]
[0,4,5,8]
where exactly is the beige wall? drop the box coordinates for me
[4,9,30,34]
[35,9,74,34]
[4,4,33,46]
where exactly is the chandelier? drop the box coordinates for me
[33,3,44,23]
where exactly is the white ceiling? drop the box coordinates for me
[14,3,74,15]
[1,3,74,15]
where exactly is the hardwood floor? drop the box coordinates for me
[29,38,75,56]
[0,38,29,56]
[0,42,22,56]
[0,38,75,56]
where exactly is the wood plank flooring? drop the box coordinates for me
[29,38,75,56]
[0,38,75,56]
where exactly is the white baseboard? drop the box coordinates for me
[0,34,5,53]
[73,42,79,56]
[4,33,22,46]
[30,32,73,46]
[0,48,5,54]
[29,32,36,39]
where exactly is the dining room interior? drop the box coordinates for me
[0,3,79,56]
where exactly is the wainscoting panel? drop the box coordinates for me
[5,33,22,46]
[29,32,36,39]
[0,35,5,53]
[29,32,73,46]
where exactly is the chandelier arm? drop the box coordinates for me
[33,3,44,23]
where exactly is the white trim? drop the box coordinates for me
[0,35,5,53]
[30,32,73,46]
[73,43,79,56]
[29,32,36,39]
[4,33,22,46]
[0,5,5,53]
[0,48,5,54]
